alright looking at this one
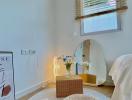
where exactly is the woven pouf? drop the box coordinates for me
[64,94,96,100]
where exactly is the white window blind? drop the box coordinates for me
[76,0,128,20]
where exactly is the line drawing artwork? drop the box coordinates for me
[0,52,15,100]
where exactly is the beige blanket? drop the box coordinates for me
[109,54,132,100]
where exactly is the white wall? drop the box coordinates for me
[0,0,131,96]
[0,0,56,98]
[55,0,132,84]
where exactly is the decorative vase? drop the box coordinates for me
[65,63,72,76]
[83,65,89,74]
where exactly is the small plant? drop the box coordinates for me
[81,62,89,74]
[62,56,73,75]
[82,62,89,70]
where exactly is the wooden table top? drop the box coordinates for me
[56,75,82,81]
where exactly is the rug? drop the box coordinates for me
[29,88,110,100]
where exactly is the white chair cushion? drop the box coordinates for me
[64,94,96,100]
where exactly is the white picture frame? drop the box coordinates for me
[0,52,15,100]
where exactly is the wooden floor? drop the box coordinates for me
[18,83,114,100]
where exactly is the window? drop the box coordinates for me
[76,0,128,35]
[82,12,119,34]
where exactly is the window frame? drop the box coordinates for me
[80,0,122,36]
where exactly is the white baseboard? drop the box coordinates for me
[15,81,48,100]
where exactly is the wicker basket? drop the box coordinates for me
[56,75,83,98]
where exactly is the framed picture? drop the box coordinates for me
[0,52,15,100]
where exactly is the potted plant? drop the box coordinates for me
[82,62,89,74]
[63,56,73,76]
